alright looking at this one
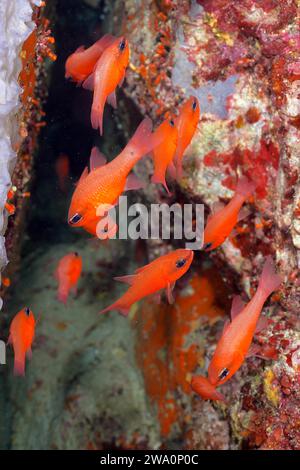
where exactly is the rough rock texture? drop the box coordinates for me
[0,1,56,305]
[2,0,300,451]
[109,0,300,449]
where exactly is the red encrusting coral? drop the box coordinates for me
[203,139,279,199]
[135,269,226,439]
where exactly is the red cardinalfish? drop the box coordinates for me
[174,96,200,180]
[100,249,194,316]
[191,375,226,403]
[68,118,162,235]
[55,252,82,304]
[65,34,115,83]
[191,257,281,401]
[151,118,178,195]
[203,176,255,251]
[83,36,130,135]
[8,307,36,376]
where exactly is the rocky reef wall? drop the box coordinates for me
[1,0,300,451]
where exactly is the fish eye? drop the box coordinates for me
[203,242,212,251]
[69,213,83,225]
[169,119,175,127]
[192,100,197,110]
[119,39,126,51]
[74,252,78,257]
[25,307,30,316]
[176,258,186,268]
[219,368,229,380]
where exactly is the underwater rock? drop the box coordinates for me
[108,0,300,449]
[0,1,55,307]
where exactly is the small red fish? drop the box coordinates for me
[8,307,36,376]
[174,96,200,180]
[55,153,70,192]
[68,118,162,236]
[100,249,194,316]
[65,34,115,83]
[151,118,178,194]
[55,252,82,304]
[83,36,130,135]
[191,257,281,401]
[191,375,226,403]
[203,176,255,251]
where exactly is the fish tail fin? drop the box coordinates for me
[236,176,256,199]
[91,104,104,135]
[125,117,165,160]
[126,118,154,156]
[191,375,227,403]
[258,256,281,299]
[151,173,171,195]
[99,301,130,317]
[14,353,25,377]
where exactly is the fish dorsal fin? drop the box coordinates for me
[222,318,230,335]
[212,201,225,214]
[237,207,251,222]
[76,167,89,186]
[230,295,245,321]
[82,72,95,91]
[207,201,225,222]
[125,173,145,191]
[107,91,117,109]
[90,147,107,171]
[113,274,136,285]
[75,45,85,54]
[135,264,149,274]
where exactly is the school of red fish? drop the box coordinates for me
[9,33,282,406]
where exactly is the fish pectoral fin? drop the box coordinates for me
[246,344,261,358]
[255,315,271,334]
[90,147,107,170]
[212,201,225,215]
[125,173,146,191]
[237,207,251,222]
[107,91,117,109]
[82,72,95,91]
[166,282,175,304]
[167,161,176,180]
[230,295,246,321]
[113,274,136,285]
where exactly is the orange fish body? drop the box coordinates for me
[65,34,115,83]
[68,118,162,235]
[174,96,200,179]
[151,119,178,194]
[208,257,281,387]
[100,249,194,316]
[8,307,36,376]
[55,153,70,192]
[84,36,130,135]
[191,375,226,403]
[203,177,255,251]
[55,252,82,304]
